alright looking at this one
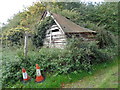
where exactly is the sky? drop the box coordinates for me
[0,0,105,25]
[0,0,39,25]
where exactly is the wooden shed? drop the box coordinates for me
[43,12,96,48]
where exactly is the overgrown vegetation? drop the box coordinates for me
[2,38,118,87]
[3,54,119,88]
[1,1,118,88]
[95,26,117,48]
[32,17,55,48]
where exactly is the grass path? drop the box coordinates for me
[64,63,118,88]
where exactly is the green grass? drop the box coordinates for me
[7,57,119,88]
[65,61,118,88]
[99,66,118,88]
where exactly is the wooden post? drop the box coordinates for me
[24,31,28,58]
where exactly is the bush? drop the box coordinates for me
[96,29,117,48]
[66,38,111,69]
[2,37,113,87]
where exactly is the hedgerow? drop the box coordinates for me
[2,37,116,87]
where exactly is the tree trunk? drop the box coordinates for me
[24,31,28,58]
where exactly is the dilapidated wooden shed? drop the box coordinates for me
[43,12,96,48]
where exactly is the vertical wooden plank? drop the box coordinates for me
[24,31,28,58]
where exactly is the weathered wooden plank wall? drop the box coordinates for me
[44,25,67,48]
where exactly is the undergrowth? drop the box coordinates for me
[7,57,119,88]
[2,38,117,87]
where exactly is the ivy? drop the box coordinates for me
[32,17,55,48]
